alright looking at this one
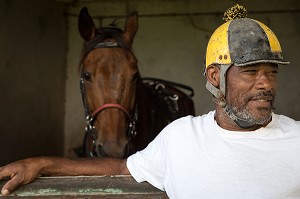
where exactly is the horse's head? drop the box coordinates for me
[78,7,139,158]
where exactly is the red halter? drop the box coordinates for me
[91,103,131,119]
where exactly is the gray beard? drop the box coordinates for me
[224,103,273,128]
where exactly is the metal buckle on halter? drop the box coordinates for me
[85,115,94,132]
[128,122,137,137]
[85,115,92,123]
[128,106,138,139]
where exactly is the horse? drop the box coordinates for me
[78,7,195,158]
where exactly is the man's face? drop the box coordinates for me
[225,63,278,126]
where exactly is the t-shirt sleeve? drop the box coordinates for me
[127,123,172,191]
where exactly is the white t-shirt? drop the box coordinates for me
[127,111,300,199]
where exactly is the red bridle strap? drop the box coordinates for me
[91,103,131,119]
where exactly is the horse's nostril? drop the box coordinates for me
[95,144,106,157]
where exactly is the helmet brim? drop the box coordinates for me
[235,59,290,67]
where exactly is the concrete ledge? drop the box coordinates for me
[0,176,168,198]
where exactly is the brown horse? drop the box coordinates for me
[78,7,195,158]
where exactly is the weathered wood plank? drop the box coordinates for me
[0,176,168,198]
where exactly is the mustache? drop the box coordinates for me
[244,91,276,102]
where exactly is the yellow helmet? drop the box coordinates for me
[205,4,289,103]
[205,18,289,68]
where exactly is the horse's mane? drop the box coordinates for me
[80,24,131,65]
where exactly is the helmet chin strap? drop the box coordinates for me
[205,64,231,101]
[224,105,257,129]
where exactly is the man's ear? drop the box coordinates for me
[206,65,220,88]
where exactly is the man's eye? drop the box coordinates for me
[268,70,278,77]
[83,72,92,81]
[243,70,257,74]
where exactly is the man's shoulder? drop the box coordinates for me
[273,113,300,129]
[171,111,215,126]
[161,111,216,139]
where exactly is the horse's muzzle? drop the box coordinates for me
[95,139,128,158]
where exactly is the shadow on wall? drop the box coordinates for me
[0,0,67,165]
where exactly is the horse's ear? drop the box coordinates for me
[123,12,138,48]
[78,7,96,42]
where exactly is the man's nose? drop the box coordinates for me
[255,73,275,91]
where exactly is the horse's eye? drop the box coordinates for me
[132,72,139,83]
[83,72,92,81]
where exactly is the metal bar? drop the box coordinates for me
[65,9,300,19]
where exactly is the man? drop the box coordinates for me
[1,5,300,198]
